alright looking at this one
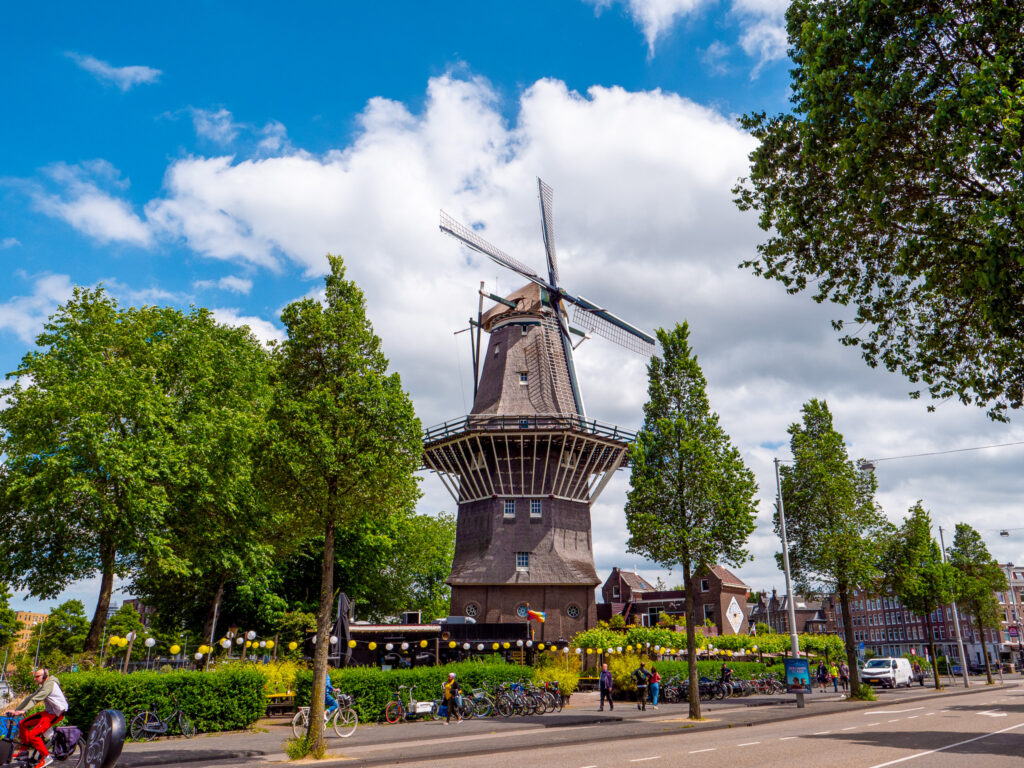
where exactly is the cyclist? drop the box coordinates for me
[324,672,338,718]
[3,668,68,768]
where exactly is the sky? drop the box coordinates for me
[4,1,1023,618]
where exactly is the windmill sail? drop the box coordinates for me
[439,211,545,288]
[538,179,559,286]
[570,300,656,359]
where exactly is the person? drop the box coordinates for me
[912,660,924,686]
[649,666,661,709]
[324,671,338,717]
[719,662,733,685]
[443,672,462,724]
[829,662,839,692]
[632,663,651,711]
[3,668,68,768]
[816,661,829,693]
[598,663,614,711]
[839,661,850,692]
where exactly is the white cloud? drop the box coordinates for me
[190,108,241,145]
[0,273,75,343]
[193,275,254,294]
[585,0,711,53]
[738,18,789,76]
[31,161,153,247]
[1,237,20,249]
[211,308,285,345]
[701,40,732,75]
[66,52,162,91]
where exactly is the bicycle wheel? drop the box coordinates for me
[332,708,358,738]
[384,700,404,724]
[66,738,86,767]
[130,710,160,742]
[290,709,309,739]
[472,695,492,718]
[495,694,513,718]
[177,712,196,738]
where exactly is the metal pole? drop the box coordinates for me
[939,526,969,687]
[775,458,805,708]
[33,623,43,668]
[205,599,220,673]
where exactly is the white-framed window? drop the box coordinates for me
[700,579,710,592]
[612,585,620,599]
[504,500,515,518]
[703,604,715,621]
[521,324,529,336]
[516,552,530,571]
[519,371,528,385]
[530,500,541,518]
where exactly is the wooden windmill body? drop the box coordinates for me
[423,180,655,640]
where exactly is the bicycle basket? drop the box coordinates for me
[338,694,354,708]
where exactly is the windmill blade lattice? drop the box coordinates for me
[571,302,656,358]
[538,179,559,286]
[440,210,546,287]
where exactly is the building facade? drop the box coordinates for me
[13,611,48,656]
[747,590,837,635]
[598,565,751,636]
[122,598,157,629]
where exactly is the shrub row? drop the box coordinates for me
[56,667,267,733]
[293,660,542,724]
[602,657,785,695]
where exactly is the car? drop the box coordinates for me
[967,662,989,675]
[0,679,12,709]
[861,657,915,688]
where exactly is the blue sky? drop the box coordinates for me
[4,1,1023,618]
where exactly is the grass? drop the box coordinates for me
[283,733,327,761]
[848,684,877,701]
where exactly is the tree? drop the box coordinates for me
[0,586,22,653]
[0,288,187,653]
[948,523,1007,685]
[268,255,421,753]
[734,1,1024,421]
[103,603,149,662]
[778,399,890,699]
[879,502,957,689]
[624,323,758,720]
[28,599,90,658]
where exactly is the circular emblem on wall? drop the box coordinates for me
[566,604,581,619]
[84,709,126,768]
[516,604,529,618]
[464,603,480,617]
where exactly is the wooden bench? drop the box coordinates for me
[576,677,599,692]
[266,691,296,717]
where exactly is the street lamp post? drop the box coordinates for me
[774,457,805,709]
[938,526,970,688]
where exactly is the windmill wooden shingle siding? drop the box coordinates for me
[424,179,655,640]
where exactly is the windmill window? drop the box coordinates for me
[515,604,529,618]
[503,500,515,518]
[516,552,530,571]
[521,325,528,336]
[566,604,581,619]
[530,500,541,518]
[464,603,480,618]
[519,372,528,385]
[519,418,530,429]
[494,343,500,356]
[559,451,578,469]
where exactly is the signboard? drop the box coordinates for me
[1009,627,1019,638]
[784,658,812,694]
[726,596,744,634]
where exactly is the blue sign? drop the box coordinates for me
[784,658,812,694]
[859,642,865,650]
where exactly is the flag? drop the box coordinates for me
[527,609,546,623]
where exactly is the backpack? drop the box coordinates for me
[51,726,83,760]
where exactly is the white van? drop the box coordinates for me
[861,657,914,688]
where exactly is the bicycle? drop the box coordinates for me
[129,697,195,740]
[1,716,85,767]
[384,685,434,723]
[290,691,357,739]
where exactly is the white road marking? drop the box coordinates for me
[887,718,900,722]
[867,722,881,726]
[813,730,831,735]
[630,759,660,763]
[689,748,716,753]
[866,721,1024,768]
[978,710,1007,718]
[737,742,760,746]
[842,726,856,731]
[924,712,935,716]
[871,707,924,714]
[907,716,918,719]
[779,736,798,741]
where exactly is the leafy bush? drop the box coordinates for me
[57,667,267,733]
[604,657,781,696]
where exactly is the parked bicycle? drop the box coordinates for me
[129,697,195,740]
[290,690,358,739]
[384,685,435,723]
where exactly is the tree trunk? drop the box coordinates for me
[84,541,117,654]
[977,615,993,685]
[202,575,227,642]
[838,586,860,696]
[308,515,336,754]
[925,613,941,689]
[683,559,700,720]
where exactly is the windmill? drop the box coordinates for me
[440,178,655,416]
[423,179,656,642]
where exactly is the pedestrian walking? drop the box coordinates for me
[816,661,829,693]
[443,672,462,724]
[632,662,652,711]
[829,662,839,692]
[599,663,614,711]
[839,661,850,692]
[649,666,661,709]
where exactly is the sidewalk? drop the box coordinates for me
[116,678,1022,767]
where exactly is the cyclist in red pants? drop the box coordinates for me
[3,668,68,768]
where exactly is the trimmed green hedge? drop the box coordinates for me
[605,657,785,695]
[57,668,267,733]
[294,661,535,724]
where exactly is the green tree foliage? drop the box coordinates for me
[104,603,148,660]
[879,502,956,689]
[28,599,90,658]
[0,288,186,652]
[268,255,421,752]
[778,399,890,698]
[0,586,20,652]
[948,523,1007,685]
[625,323,758,720]
[734,1,1024,421]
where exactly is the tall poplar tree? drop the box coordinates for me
[948,523,1007,685]
[268,255,421,753]
[625,322,758,720]
[879,502,956,689]
[779,399,890,698]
